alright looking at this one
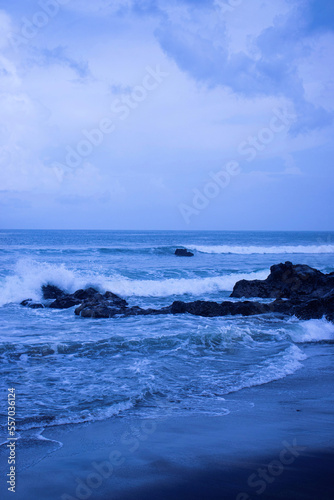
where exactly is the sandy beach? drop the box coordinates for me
[1,341,332,500]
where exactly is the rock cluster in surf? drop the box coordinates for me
[20,262,334,322]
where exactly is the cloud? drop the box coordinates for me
[1,1,334,229]
[58,0,134,16]
[154,0,334,133]
[35,46,91,79]
[0,10,12,49]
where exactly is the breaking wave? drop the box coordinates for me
[0,259,269,305]
[188,244,334,255]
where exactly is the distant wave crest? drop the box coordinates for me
[188,244,334,255]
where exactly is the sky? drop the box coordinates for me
[0,0,333,230]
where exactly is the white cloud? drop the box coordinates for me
[0,10,12,49]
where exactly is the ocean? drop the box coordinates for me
[0,230,334,442]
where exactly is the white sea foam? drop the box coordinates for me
[49,400,135,428]
[101,270,269,297]
[290,318,334,343]
[188,244,334,255]
[0,259,269,304]
[0,259,86,306]
[234,345,307,392]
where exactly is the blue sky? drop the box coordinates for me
[0,0,333,229]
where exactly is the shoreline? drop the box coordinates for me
[1,342,333,500]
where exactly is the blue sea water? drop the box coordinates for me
[0,230,334,439]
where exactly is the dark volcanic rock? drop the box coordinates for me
[49,296,81,309]
[292,291,334,322]
[168,293,334,321]
[225,301,270,317]
[21,299,33,306]
[231,261,334,299]
[171,300,224,317]
[74,290,128,318]
[103,291,128,308]
[20,299,44,309]
[175,248,194,257]
[42,285,65,300]
[42,284,81,308]
[73,288,99,301]
[79,305,121,318]
[21,283,129,315]
[169,300,271,317]
[19,264,333,323]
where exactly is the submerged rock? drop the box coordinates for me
[175,248,194,257]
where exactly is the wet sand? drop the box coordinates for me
[1,343,333,500]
